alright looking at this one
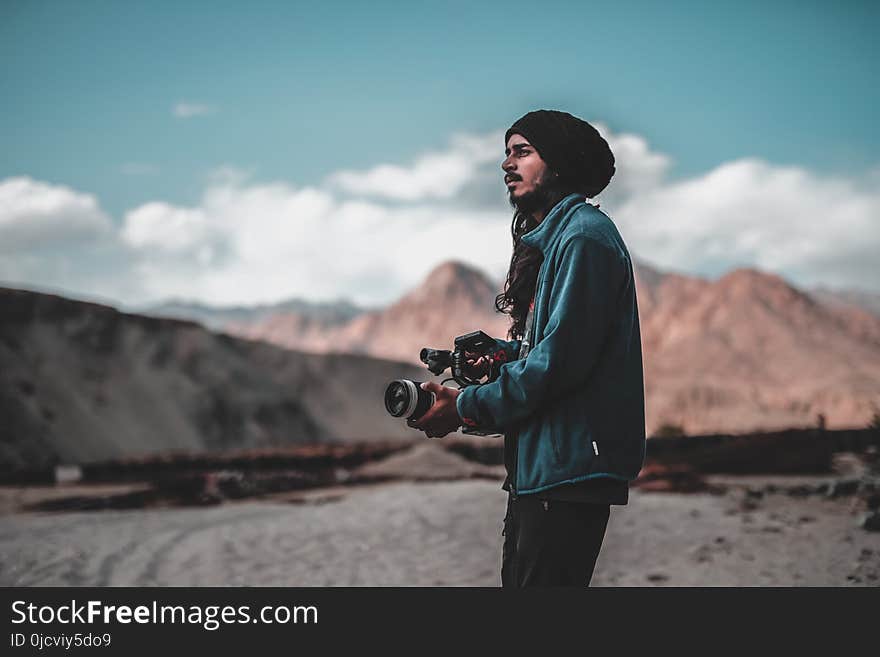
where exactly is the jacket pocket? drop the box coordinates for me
[545,393,590,474]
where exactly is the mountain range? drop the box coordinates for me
[152,260,880,435]
[3,259,878,470]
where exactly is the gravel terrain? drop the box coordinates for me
[1,477,878,586]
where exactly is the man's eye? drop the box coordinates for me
[518,150,530,156]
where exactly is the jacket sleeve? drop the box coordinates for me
[490,338,522,364]
[456,236,625,432]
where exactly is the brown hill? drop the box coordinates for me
[0,287,430,470]
[231,261,511,363]
[637,266,880,433]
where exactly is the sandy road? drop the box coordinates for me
[1,479,877,586]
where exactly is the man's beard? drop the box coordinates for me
[508,172,566,217]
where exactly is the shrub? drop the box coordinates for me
[654,422,687,438]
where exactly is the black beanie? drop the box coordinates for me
[504,109,615,198]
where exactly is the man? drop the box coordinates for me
[411,110,646,587]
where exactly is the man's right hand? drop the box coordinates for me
[463,351,491,379]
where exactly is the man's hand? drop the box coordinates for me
[463,350,491,380]
[407,381,462,438]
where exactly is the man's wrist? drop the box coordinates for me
[452,388,463,423]
[456,387,479,428]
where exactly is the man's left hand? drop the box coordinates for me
[407,382,462,438]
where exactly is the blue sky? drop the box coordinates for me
[1,0,878,305]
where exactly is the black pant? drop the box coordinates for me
[501,493,610,587]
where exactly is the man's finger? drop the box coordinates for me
[412,406,438,429]
[420,381,444,395]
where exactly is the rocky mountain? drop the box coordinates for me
[637,266,880,434]
[215,260,880,435]
[0,287,430,471]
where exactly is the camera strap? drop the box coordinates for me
[519,296,536,359]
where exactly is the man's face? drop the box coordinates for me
[502,134,551,206]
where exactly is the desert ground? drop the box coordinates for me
[1,472,878,587]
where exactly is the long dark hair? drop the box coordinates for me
[495,174,573,340]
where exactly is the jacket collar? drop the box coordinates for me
[519,193,586,253]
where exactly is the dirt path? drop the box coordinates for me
[0,479,877,586]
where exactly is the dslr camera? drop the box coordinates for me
[384,330,503,437]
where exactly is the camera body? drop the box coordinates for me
[384,330,503,437]
[419,329,498,384]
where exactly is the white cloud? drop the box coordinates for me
[0,178,132,303]
[122,202,212,253]
[606,159,880,289]
[3,123,879,308]
[327,131,502,202]
[591,122,672,206]
[0,177,113,253]
[173,102,215,118]
[205,165,253,187]
[119,179,511,306]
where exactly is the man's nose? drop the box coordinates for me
[502,157,515,172]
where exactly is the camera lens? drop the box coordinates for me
[384,379,434,420]
[385,381,410,417]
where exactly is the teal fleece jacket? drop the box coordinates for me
[456,193,646,494]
